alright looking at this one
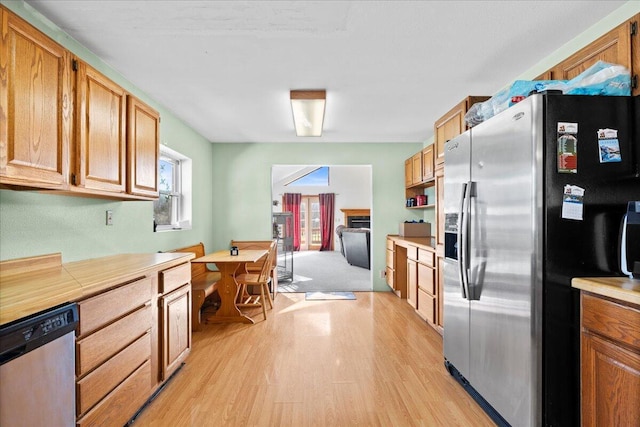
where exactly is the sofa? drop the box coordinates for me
[336,226,370,270]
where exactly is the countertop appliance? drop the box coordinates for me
[443,93,639,426]
[0,302,78,426]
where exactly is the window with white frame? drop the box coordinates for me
[153,145,192,231]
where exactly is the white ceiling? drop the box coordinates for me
[24,0,627,144]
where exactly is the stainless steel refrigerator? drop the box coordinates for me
[443,93,639,427]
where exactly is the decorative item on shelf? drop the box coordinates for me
[230,246,239,256]
[406,198,416,207]
[416,195,428,206]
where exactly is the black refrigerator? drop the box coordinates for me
[443,93,639,426]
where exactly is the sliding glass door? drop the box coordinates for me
[300,196,321,251]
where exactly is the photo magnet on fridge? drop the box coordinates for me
[561,185,585,221]
[557,122,578,173]
[597,128,621,163]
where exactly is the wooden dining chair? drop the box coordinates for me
[235,241,276,320]
[230,239,278,300]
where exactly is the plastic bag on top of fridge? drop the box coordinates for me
[464,61,631,127]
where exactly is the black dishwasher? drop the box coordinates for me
[0,302,78,426]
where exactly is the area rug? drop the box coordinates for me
[305,291,357,301]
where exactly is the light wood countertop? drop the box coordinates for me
[572,277,640,306]
[65,253,194,297]
[0,252,194,325]
[388,234,436,251]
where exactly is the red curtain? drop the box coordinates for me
[318,193,335,251]
[283,193,301,251]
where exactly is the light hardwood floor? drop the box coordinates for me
[134,292,495,426]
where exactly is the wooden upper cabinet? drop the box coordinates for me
[411,152,422,185]
[127,96,159,198]
[421,145,434,182]
[0,6,71,188]
[404,158,412,187]
[434,100,464,166]
[434,96,488,166]
[74,59,126,194]
[435,166,445,247]
[548,14,639,96]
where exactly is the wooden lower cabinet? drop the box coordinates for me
[75,261,192,425]
[75,277,153,425]
[579,292,640,426]
[416,250,437,327]
[398,240,440,331]
[436,255,444,329]
[160,284,192,380]
[77,361,152,427]
[407,258,417,309]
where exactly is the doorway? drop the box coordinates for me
[271,165,373,293]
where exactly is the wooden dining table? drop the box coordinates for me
[192,249,268,324]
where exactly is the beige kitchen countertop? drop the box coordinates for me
[572,277,640,306]
[0,252,193,325]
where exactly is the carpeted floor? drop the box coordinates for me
[277,250,372,293]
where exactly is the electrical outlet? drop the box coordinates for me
[106,210,113,226]
[379,270,386,279]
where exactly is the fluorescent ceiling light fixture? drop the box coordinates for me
[290,90,326,137]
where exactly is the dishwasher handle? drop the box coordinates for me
[0,302,78,365]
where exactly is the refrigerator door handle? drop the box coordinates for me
[461,181,472,299]
[457,183,467,299]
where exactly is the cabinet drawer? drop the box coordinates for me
[417,289,436,324]
[76,305,151,376]
[77,277,152,337]
[160,262,191,294]
[77,360,151,427]
[386,249,394,268]
[407,245,418,261]
[77,332,151,416]
[386,267,394,288]
[582,293,640,351]
[418,248,434,267]
[386,238,395,250]
[418,263,435,295]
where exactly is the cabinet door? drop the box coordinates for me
[435,166,445,247]
[127,96,159,197]
[437,255,444,329]
[551,18,633,82]
[411,152,422,185]
[74,59,126,193]
[434,100,465,166]
[417,263,435,295]
[161,284,191,380]
[407,258,417,308]
[421,145,434,182]
[404,158,412,187]
[0,8,71,188]
[581,332,640,427]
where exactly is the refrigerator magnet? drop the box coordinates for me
[597,128,621,163]
[557,122,578,174]
[561,185,585,221]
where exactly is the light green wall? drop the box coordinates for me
[210,143,422,291]
[1,0,638,277]
[0,1,216,262]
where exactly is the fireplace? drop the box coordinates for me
[341,209,371,229]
